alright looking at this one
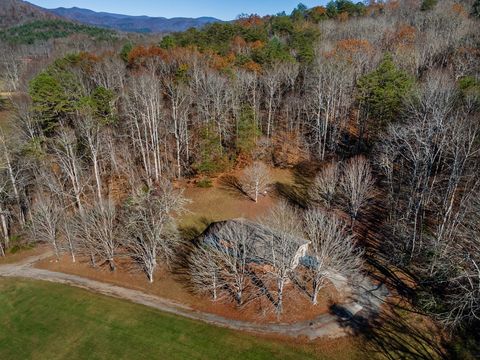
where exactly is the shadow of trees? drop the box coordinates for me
[218,174,248,199]
[274,161,320,208]
[178,216,212,243]
[331,301,447,359]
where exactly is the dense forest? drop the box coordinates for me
[0,19,117,44]
[0,0,479,356]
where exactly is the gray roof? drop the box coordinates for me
[198,219,309,265]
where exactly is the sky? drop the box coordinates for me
[29,1,328,21]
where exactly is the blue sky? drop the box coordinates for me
[29,1,328,20]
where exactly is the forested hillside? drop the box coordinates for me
[0,0,479,357]
[0,0,58,29]
[0,19,118,44]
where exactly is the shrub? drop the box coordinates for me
[197,178,213,188]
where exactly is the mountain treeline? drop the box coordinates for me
[0,19,117,44]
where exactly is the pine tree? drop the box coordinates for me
[357,53,414,128]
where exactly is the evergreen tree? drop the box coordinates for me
[357,54,414,128]
[194,125,230,175]
[472,0,480,18]
[421,0,438,11]
[236,106,261,155]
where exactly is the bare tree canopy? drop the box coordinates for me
[340,156,375,221]
[304,208,363,305]
[190,220,257,305]
[76,201,118,271]
[309,161,340,208]
[30,196,62,260]
[123,179,188,282]
[241,161,270,202]
[260,201,307,314]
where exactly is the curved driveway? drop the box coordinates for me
[0,252,388,340]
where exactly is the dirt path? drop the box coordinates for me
[0,251,388,340]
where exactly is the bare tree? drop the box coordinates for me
[190,220,258,305]
[261,62,295,138]
[340,156,375,221]
[0,172,11,255]
[123,180,188,282]
[211,221,255,305]
[162,78,192,179]
[304,55,353,160]
[60,214,77,263]
[309,161,340,208]
[377,73,479,262]
[443,251,480,328]
[0,130,28,227]
[1,51,22,92]
[77,201,118,271]
[50,125,86,215]
[125,71,166,183]
[195,69,233,148]
[76,112,107,210]
[261,201,305,315]
[304,209,363,305]
[30,197,62,260]
[189,245,226,302]
[241,162,270,202]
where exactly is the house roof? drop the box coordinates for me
[198,219,310,264]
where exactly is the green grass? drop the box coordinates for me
[0,278,334,360]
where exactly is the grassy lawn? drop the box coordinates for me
[0,278,361,360]
[179,167,294,237]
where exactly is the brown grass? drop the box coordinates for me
[36,253,339,325]
[0,244,49,265]
[178,167,294,236]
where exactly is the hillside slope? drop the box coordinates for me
[49,7,222,33]
[0,0,58,29]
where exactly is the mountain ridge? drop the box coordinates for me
[48,6,223,33]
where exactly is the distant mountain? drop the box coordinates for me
[48,7,222,33]
[0,0,58,29]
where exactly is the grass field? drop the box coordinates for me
[179,167,295,237]
[0,278,363,360]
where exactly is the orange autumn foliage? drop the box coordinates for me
[394,25,416,47]
[235,15,265,28]
[311,6,327,16]
[338,12,349,22]
[452,3,467,17]
[209,52,236,71]
[231,36,248,54]
[163,46,201,65]
[128,45,167,67]
[331,39,374,60]
[250,40,265,50]
[242,60,262,73]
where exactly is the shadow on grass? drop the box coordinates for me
[178,216,212,243]
[218,174,249,200]
[273,161,322,209]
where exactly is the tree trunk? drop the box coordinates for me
[312,279,319,305]
[0,211,9,250]
[109,258,116,272]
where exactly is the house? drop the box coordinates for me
[198,219,310,270]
